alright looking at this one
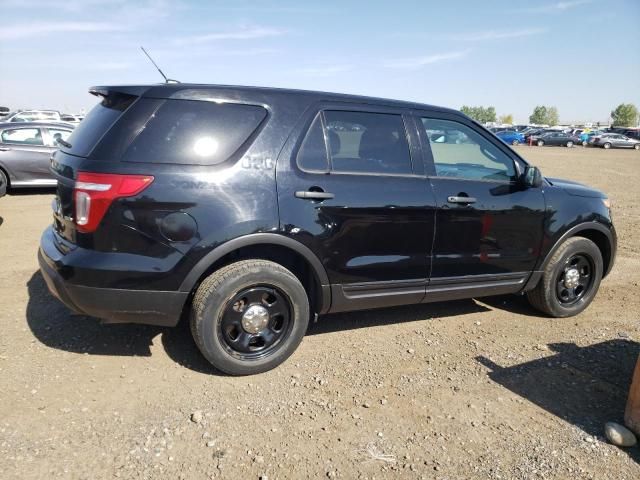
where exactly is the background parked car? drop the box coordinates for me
[4,110,62,123]
[535,131,581,147]
[495,130,525,145]
[524,128,551,143]
[59,114,83,125]
[589,133,640,149]
[580,130,603,146]
[0,121,74,190]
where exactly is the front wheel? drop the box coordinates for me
[537,140,545,147]
[603,142,611,149]
[566,141,574,148]
[527,237,603,317]
[190,259,310,375]
[512,139,519,146]
[634,144,640,150]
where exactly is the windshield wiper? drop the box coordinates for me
[56,138,72,148]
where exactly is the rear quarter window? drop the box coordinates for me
[118,99,267,165]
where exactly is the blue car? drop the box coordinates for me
[496,130,525,145]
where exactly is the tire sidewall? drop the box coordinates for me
[544,239,603,317]
[195,265,309,375]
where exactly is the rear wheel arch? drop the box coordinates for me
[180,234,331,314]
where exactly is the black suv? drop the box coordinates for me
[39,84,616,375]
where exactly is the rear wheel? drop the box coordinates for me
[634,144,640,150]
[512,139,519,146]
[527,237,603,317]
[537,140,545,147]
[582,141,588,146]
[603,142,611,149]
[191,259,310,375]
[0,169,7,197]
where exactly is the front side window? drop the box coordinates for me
[323,111,412,175]
[0,128,44,146]
[421,118,516,182]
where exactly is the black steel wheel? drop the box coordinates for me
[555,254,594,305]
[218,286,292,360]
[527,237,603,317]
[191,259,310,375]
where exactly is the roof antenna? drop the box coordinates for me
[140,46,180,84]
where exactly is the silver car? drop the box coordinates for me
[0,122,74,190]
[589,133,640,150]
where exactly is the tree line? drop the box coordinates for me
[460,103,638,127]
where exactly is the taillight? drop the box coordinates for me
[74,172,154,233]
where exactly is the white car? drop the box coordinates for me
[5,110,62,123]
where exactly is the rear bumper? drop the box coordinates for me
[38,228,188,326]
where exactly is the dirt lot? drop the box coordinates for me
[1,146,639,479]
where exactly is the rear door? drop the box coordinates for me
[415,112,545,300]
[277,104,436,312]
[0,126,54,185]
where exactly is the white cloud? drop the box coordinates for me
[524,0,592,13]
[173,26,286,46]
[0,21,124,40]
[451,28,546,42]
[293,65,353,77]
[383,50,470,69]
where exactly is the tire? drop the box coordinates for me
[537,140,544,147]
[582,141,588,147]
[603,142,611,149]
[512,140,519,146]
[0,169,7,197]
[566,141,573,148]
[190,259,310,375]
[634,144,640,150]
[527,237,603,318]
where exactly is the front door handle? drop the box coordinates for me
[447,195,477,204]
[295,190,335,200]
[0,147,11,151]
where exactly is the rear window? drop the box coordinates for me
[116,99,267,165]
[63,92,137,157]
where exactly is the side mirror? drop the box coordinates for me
[523,165,543,188]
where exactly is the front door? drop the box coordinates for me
[277,105,436,312]
[415,113,546,300]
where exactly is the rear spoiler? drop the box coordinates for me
[89,85,152,98]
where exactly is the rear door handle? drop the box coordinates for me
[0,147,11,151]
[295,190,335,200]
[447,195,477,204]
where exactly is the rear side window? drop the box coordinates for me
[296,114,329,172]
[63,92,137,157]
[120,99,267,165]
[297,110,412,175]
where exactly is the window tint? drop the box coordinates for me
[64,92,137,157]
[46,128,73,147]
[323,111,412,174]
[1,128,44,146]
[296,113,328,171]
[421,118,516,182]
[120,99,267,165]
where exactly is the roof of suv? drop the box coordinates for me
[91,83,460,115]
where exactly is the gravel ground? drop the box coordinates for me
[1,146,639,479]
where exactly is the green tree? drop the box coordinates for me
[460,105,497,124]
[529,105,559,125]
[529,106,548,124]
[499,114,513,124]
[611,103,639,127]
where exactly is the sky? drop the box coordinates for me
[0,0,639,124]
